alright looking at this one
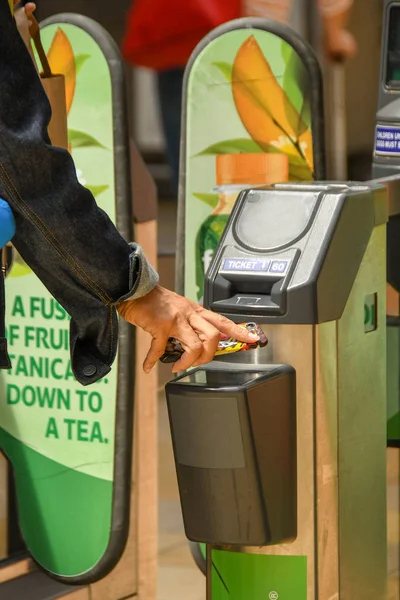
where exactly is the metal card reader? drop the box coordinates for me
[204,183,386,324]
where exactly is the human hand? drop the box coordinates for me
[323,7,357,63]
[14,1,36,49]
[117,285,260,374]
[324,27,357,62]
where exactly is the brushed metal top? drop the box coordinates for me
[369,174,400,217]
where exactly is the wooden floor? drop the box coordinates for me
[388,448,400,600]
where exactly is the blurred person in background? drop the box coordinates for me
[122,0,356,193]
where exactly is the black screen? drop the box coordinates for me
[386,6,400,87]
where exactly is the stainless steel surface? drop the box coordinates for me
[273,180,388,226]
[224,323,317,599]
[329,222,386,599]
[369,174,400,217]
[214,345,270,366]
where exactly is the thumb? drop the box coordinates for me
[343,31,357,57]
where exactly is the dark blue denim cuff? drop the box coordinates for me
[117,243,159,303]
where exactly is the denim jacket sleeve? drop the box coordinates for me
[0,0,158,385]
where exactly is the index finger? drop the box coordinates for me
[144,335,168,373]
[200,310,260,342]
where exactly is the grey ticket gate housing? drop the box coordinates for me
[167,182,388,599]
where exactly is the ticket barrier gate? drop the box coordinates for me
[166,182,388,599]
[372,177,400,453]
[373,1,400,452]
[373,5,400,591]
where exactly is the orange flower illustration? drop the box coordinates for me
[47,28,76,115]
[198,35,315,183]
[232,36,313,175]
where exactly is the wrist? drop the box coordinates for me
[115,243,159,306]
[320,0,352,19]
[128,243,159,300]
[117,284,162,320]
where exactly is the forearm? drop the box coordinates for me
[318,0,353,19]
[0,0,158,382]
[318,0,355,61]
[243,0,354,30]
[318,0,353,34]
[242,0,292,23]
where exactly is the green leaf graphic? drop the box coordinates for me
[68,130,106,150]
[86,185,109,198]
[9,251,32,278]
[196,138,263,156]
[212,61,233,82]
[193,193,219,208]
[281,41,311,135]
[286,155,313,180]
[258,143,313,180]
[75,54,91,74]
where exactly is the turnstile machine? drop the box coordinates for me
[373,3,400,596]
[167,182,388,599]
[373,0,400,445]
[166,7,400,599]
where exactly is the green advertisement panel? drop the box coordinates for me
[177,18,325,598]
[177,17,325,302]
[0,16,133,584]
[211,552,307,600]
[387,318,400,443]
[196,545,308,599]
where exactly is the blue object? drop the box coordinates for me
[222,258,271,272]
[375,125,400,155]
[269,260,290,274]
[0,198,15,247]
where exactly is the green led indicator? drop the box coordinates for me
[364,293,378,333]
